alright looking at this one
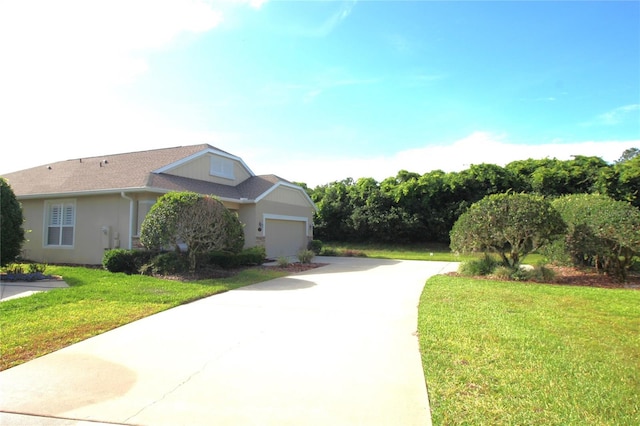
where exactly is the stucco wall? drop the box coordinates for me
[20,194,131,265]
[164,154,251,185]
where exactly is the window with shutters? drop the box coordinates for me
[45,200,75,247]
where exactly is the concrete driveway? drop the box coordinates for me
[0,257,458,426]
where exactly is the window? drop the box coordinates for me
[210,156,235,179]
[46,201,75,246]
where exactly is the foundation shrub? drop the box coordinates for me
[103,249,153,274]
[298,249,315,264]
[308,239,323,255]
[459,253,500,276]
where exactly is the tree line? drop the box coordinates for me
[303,148,640,245]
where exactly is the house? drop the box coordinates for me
[1,144,317,265]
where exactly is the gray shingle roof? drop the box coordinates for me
[1,144,287,201]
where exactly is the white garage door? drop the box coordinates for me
[265,219,307,259]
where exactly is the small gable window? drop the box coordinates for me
[210,156,235,179]
[45,200,75,247]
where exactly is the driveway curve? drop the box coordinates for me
[0,257,459,426]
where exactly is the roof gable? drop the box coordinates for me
[153,147,254,177]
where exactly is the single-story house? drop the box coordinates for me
[2,144,317,264]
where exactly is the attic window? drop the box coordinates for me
[210,156,235,179]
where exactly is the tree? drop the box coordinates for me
[450,193,565,268]
[552,194,640,281]
[0,178,26,266]
[616,147,639,164]
[140,192,244,271]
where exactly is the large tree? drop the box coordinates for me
[450,193,565,268]
[140,192,244,271]
[0,178,25,266]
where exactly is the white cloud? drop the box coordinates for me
[249,132,640,187]
[0,0,232,174]
[594,104,640,126]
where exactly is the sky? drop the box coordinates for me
[1,0,638,187]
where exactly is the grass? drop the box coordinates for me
[0,265,288,371]
[419,275,640,425]
[322,241,544,264]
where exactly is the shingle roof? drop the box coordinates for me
[1,144,286,201]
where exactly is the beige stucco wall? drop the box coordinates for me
[237,204,257,249]
[164,154,251,185]
[256,186,315,222]
[20,194,132,265]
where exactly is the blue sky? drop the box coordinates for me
[1,0,638,187]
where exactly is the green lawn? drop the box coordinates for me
[419,275,640,425]
[322,241,544,264]
[0,266,287,371]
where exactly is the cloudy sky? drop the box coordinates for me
[1,0,638,187]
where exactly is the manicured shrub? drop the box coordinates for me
[552,194,640,281]
[140,191,244,271]
[149,251,189,275]
[237,246,266,266]
[297,249,315,264]
[102,249,153,274]
[308,239,323,255]
[450,193,565,268]
[103,249,136,274]
[204,246,267,269]
[0,178,25,266]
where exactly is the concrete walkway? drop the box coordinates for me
[0,257,458,426]
[0,279,69,302]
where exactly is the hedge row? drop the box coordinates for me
[102,246,267,275]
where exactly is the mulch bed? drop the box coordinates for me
[448,265,640,290]
[549,266,640,289]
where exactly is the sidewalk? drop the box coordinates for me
[0,257,458,425]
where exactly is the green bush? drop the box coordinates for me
[0,178,25,266]
[148,251,189,275]
[27,263,47,274]
[277,256,290,267]
[298,249,315,264]
[492,266,515,280]
[205,251,242,269]
[238,246,267,266]
[103,249,136,274]
[510,266,534,281]
[320,247,339,256]
[540,238,573,266]
[450,193,565,268]
[204,246,267,269]
[308,239,323,255]
[140,191,244,271]
[458,253,500,276]
[530,264,556,282]
[102,249,153,274]
[552,194,640,281]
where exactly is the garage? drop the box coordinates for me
[264,218,307,259]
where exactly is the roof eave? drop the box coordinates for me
[16,186,257,205]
